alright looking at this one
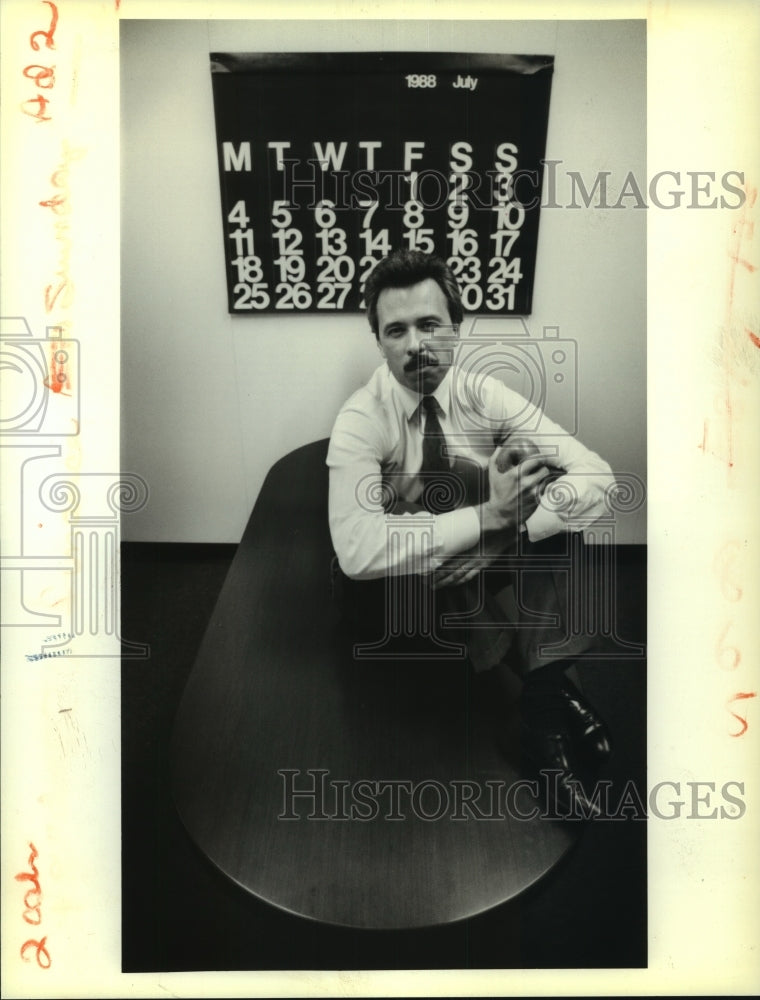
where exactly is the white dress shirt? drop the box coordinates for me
[327,363,613,580]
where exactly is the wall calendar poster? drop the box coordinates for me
[210,52,554,316]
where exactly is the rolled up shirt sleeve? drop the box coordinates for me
[327,406,480,580]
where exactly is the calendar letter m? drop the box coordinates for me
[223,142,251,172]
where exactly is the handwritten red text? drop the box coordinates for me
[20,2,59,124]
[15,843,51,969]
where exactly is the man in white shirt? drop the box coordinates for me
[327,249,614,817]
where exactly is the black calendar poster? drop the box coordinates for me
[210,52,554,315]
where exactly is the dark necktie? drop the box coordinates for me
[419,395,458,513]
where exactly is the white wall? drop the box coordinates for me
[121,19,646,542]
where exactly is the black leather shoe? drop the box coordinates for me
[520,724,602,820]
[559,679,612,763]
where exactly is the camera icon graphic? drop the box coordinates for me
[0,317,80,436]
[438,318,578,436]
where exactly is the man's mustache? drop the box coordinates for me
[404,353,439,373]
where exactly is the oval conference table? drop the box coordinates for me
[171,439,577,929]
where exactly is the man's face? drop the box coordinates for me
[376,278,455,394]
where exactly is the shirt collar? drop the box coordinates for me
[389,366,454,422]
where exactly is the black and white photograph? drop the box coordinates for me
[120,17,647,972]
[1,2,758,997]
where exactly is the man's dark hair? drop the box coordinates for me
[364,249,464,338]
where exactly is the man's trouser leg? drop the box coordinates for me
[334,532,596,672]
[442,532,597,677]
